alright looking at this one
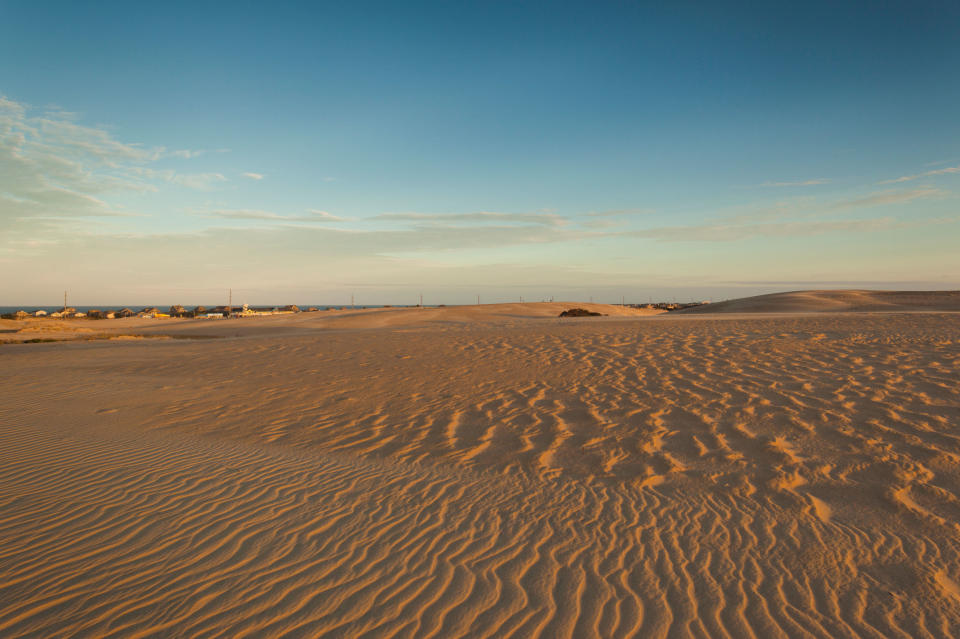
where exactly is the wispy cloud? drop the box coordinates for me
[758,178,831,187]
[171,172,227,190]
[878,165,960,185]
[164,149,207,160]
[719,187,945,225]
[242,172,264,180]
[630,218,899,242]
[206,209,285,221]
[306,209,347,221]
[831,188,945,210]
[373,211,567,227]
[631,185,952,242]
[128,167,228,190]
[585,208,655,217]
[205,209,347,223]
[0,94,232,239]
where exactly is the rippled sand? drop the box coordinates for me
[1,296,959,637]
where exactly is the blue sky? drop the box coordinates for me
[1,1,958,305]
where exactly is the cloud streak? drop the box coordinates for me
[373,211,567,227]
[584,208,655,217]
[758,179,831,187]
[879,165,960,185]
[831,188,945,210]
[205,209,347,223]
[629,218,899,242]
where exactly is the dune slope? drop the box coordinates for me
[677,289,960,314]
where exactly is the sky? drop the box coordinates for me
[1,0,958,306]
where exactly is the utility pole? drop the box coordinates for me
[351,293,355,310]
[228,288,232,316]
[63,290,67,310]
[477,295,480,305]
[419,293,423,308]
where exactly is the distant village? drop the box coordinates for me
[629,301,710,311]
[2,304,311,321]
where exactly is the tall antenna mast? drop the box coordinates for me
[64,290,67,310]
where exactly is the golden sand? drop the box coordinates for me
[1,293,958,637]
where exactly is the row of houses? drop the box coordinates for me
[190,304,304,319]
[5,304,307,320]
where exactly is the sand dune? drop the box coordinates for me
[0,302,658,344]
[678,289,960,314]
[1,304,959,637]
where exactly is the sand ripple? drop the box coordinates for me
[1,312,958,637]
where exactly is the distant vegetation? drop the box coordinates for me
[559,308,605,317]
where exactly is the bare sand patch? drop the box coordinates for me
[0,305,958,637]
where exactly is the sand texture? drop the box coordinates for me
[677,289,960,314]
[1,297,959,637]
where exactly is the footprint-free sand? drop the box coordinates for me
[1,293,959,637]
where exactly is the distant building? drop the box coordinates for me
[33,309,47,317]
[116,308,136,318]
[14,310,29,320]
[247,306,278,315]
[208,306,234,316]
